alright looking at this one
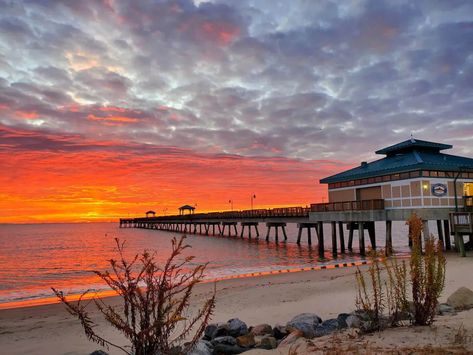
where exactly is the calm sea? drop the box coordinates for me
[0,222,412,308]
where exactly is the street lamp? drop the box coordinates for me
[228,199,233,211]
[251,194,256,210]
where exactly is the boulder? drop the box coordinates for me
[438,303,456,315]
[204,323,220,340]
[212,344,247,355]
[286,313,322,338]
[250,323,273,336]
[236,333,255,348]
[272,325,288,340]
[188,340,213,355]
[256,335,277,350]
[278,330,304,347]
[447,287,473,310]
[337,313,350,329]
[227,318,248,337]
[345,315,361,328]
[314,319,339,337]
[211,336,237,347]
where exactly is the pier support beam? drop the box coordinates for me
[385,220,393,256]
[358,222,366,256]
[348,223,354,251]
[265,222,287,243]
[437,220,445,250]
[317,222,325,258]
[297,223,318,245]
[331,221,337,257]
[241,222,259,239]
[338,222,345,253]
[367,222,376,250]
[443,220,451,250]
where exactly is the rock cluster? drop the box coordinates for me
[188,312,363,355]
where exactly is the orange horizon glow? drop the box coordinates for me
[0,125,351,224]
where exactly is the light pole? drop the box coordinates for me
[251,194,256,210]
[228,199,233,211]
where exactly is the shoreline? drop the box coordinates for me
[0,258,375,311]
[1,253,471,354]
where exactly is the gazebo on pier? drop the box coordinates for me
[179,205,195,215]
[146,210,156,218]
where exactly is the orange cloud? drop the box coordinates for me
[15,110,39,120]
[0,130,348,223]
[87,114,139,123]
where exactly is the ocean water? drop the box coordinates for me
[0,221,413,308]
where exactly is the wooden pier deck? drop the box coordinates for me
[120,200,473,257]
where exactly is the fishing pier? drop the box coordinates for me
[120,139,473,257]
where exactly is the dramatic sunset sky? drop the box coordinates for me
[1,0,472,223]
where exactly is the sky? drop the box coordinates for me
[0,0,472,223]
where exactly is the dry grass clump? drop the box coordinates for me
[355,213,446,331]
[53,236,215,355]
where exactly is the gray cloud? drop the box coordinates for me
[0,0,472,162]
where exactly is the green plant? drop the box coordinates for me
[53,236,216,355]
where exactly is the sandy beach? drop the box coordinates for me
[1,252,472,354]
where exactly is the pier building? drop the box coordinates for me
[120,139,473,257]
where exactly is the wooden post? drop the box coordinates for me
[240,225,244,238]
[248,226,252,239]
[220,224,225,236]
[233,224,238,237]
[266,226,271,241]
[255,225,260,238]
[385,220,393,256]
[437,220,445,250]
[348,224,354,251]
[318,222,324,258]
[443,220,451,250]
[338,222,345,253]
[331,221,337,256]
[307,227,312,246]
[359,222,365,256]
[282,226,288,241]
[297,226,302,245]
[275,226,279,242]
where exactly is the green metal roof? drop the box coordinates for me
[375,138,452,156]
[320,139,473,184]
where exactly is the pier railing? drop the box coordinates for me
[310,199,385,212]
[128,206,311,222]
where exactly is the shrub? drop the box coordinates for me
[52,236,216,355]
[410,232,446,325]
[355,214,446,330]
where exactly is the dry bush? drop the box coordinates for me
[409,216,446,326]
[355,213,446,331]
[53,236,216,355]
[355,250,385,331]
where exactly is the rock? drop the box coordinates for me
[204,323,220,340]
[345,315,361,328]
[250,323,273,336]
[286,313,322,338]
[188,340,213,355]
[212,344,247,355]
[447,287,473,310]
[90,351,108,355]
[314,319,339,337]
[256,335,277,350]
[438,303,456,315]
[236,333,255,348]
[272,325,288,340]
[211,336,237,347]
[278,330,304,347]
[227,318,248,337]
[337,313,350,329]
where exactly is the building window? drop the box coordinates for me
[410,171,420,178]
[400,172,409,179]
